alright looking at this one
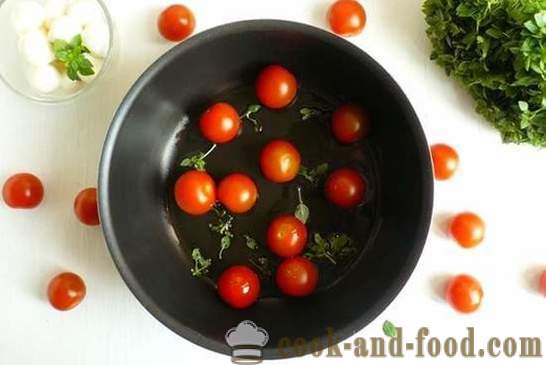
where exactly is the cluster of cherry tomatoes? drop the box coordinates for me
[173,64,370,308]
[2,173,97,310]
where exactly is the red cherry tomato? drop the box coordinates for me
[255,65,298,109]
[217,265,260,309]
[47,272,86,311]
[217,173,258,214]
[174,170,216,215]
[446,274,483,313]
[539,270,546,296]
[260,139,301,183]
[74,188,99,226]
[199,102,241,144]
[331,104,370,143]
[276,256,318,297]
[431,144,459,180]
[2,173,44,209]
[449,212,485,248]
[324,168,366,208]
[157,4,195,42]
[327,0,367,37]
[266,215,308,258]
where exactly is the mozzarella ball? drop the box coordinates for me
[44,0,68,26]
[11,1,46,35]
[48,15,82,42]
[82,21,109,58]
[28,64,61,93]
[81,55,103,83]
[66,0,104,26]
[18,29,55,66]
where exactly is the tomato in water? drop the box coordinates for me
[157,4,195,42]
[255,65,298,109]
[430,144,459,180]
[47,272,86,311]
[217,265,260,309]
[327,0,367,37]
[260,139,301,183]
[449,212,485,248]
[445,274,483,313]
[199,102,241,144]
[74,188,99,226]
[276,256,318,297]
[324,168,366,208]
[2,173,44,209]
[174,170,216,215]
[266,215,308,258]
[331,103,370,143]
[217,173,258,214]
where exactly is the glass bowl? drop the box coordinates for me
[0,0,115,104]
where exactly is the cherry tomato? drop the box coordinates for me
[260,139,301,183]
[331,104,370,143]
[255,65,298,109]
[217,265,260,309]
[539,270,546,296]
[324,168,366,208]
[431,144,459,180]
[266,215,308,258]
[199,102,241,144]
[2,173,44,209]
[446,274,483,313]
[174,170,216,215]
[449,212,485,248]
[47,272,86,311]
[74,188,99,226]
[327,0,367,37]
[157,4,195,42]
[217,173,258,214]
[276,256,318,297]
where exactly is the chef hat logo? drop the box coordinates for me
[225,320,269,363]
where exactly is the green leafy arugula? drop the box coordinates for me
[423,0,546,146]
[209,205,234,259]
[190,248,211,277]
[298,163,329,187]
[53,35,95,81]
[305,233,356,265]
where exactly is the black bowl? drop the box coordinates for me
[98,20,433,359]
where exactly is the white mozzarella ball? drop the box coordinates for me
[66,0,104,26]
[28,64,61,93]
[44,0,68,25]
[18,29,55,66]
[47,15,82,42]
[81,55,103,83]
[82,21,109,58]
[11,1,46,35]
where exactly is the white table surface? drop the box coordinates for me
[1,1,545,364]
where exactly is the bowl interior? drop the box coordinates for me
[99,20,432,359]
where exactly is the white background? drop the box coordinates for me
[0,0,545,364]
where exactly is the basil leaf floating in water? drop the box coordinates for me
[294,186,310,224]
[180,144,217,171]
[190,248,211,277]
[209,205,234,259]
[240,104,263,133]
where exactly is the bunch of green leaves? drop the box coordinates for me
[304,233,356,265]
[298,163,329,187]
[294,185,310,224]
[190,248,211,277]
[180,144,216,170]
[423,0,546,146]
[53,35,95,81]
[240,104,263,133]
[209,205,234,259]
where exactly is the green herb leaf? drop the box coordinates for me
[299,107,324,121]
[244,234,259,250]
[190,248,212,277]
[241,104,263,133]
[52,35,95,81]
[299,163,329,186]
[209,205,234,259]
[304,232,356,265]
[180,144,216,171]
[294,185,310,224]
[383,320,398,338]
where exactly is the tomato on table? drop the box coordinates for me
[267,215,308,257]
[74,188,99,226]
[199,102,241,144]
[331,103,370,143]
[446,274,483,313]
[47,272,86,311]
[158,4,195,42]
[217,173,258,214]
[174,170,216,215]
[260,139,301,183]
[276,256,318,297]
[324,167,366,208]
[430,144,459,180]
[2,173,44,209]
[255,65,298,109]
[217,265,260,309]
[449,212,485,248]
[327,0,367,37]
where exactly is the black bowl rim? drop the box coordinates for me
[98,19,433,359]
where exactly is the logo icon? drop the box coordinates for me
[225,320,269,363]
